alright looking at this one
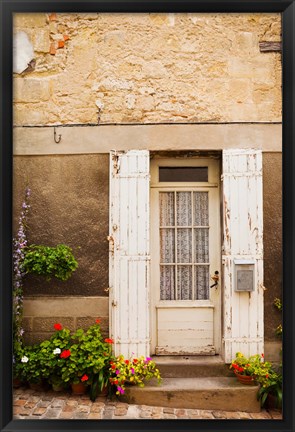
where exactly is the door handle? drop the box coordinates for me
[210,271,219,288]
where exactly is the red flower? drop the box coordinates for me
[105,338,114,344]
[54,323,62,331]
[266,374,269,379]
[133,359,138,363]
[95,319,101,324]
[60,349,71,359]
[81,374,88,382]
[261,353,264,358]
[114,379,118,385]
[111,364,116,370]
[125,360,129,365]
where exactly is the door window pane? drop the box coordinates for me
[176,192,192,226]
[195,266,209,300]
[160,266,175,300]
[194,192,209,226]
[194,229,209,263]
[160,229,175,263]
[177,229,192,263]
[159,192,174,226]
[177,266,192,300]
[159,190,210,300]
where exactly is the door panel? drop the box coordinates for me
[151,157,221,355]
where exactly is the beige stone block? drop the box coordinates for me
[23,296,109,317]
[235,32,258,54]
[228,58,253,78]
[228,79,252,103]
[31,29,50,53]
[14,78,52,103]
[13,104,49,126]
[149,14,170,26]
[14,13,47,28]
[32,317,75,332]
[23,332,51,345]
[206,62,228,78]
[136,95,155,111]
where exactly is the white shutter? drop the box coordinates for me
[222,149,264,363]
[109,150,150,357]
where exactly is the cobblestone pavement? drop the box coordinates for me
[13,386,282,420]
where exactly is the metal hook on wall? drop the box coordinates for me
[53,127,62,144]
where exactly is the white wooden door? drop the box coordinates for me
[151,157,221,355]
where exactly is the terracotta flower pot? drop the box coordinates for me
[13,377,22,388]
[71,382,87,395]
[52,383,64,392]
[235,372,255,385]
[29,381,44,391]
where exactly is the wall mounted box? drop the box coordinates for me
[234,259,255,292]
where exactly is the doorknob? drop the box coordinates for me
[210,271,219,288]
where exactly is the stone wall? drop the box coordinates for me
[13,12,281,126]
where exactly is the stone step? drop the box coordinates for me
[120,377,261,413]
[154,355,233,378]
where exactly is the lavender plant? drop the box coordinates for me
[13,187,31,353]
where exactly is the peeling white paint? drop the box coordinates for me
[109,150,150,358]
[222,149,264,363]
[13,31,34,74]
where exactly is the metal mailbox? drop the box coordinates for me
[234,259,255,292]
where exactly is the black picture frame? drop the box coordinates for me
[1,1,294,431]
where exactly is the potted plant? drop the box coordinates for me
[257,367,282,409]
[61,321,114,399]
[17,344,45,389]
[109,354,162,395]
[230,352,272,385]
[38,323,72,391]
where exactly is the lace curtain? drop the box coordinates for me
[159,191,209,300]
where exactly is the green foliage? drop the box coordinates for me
[38,327,72,387]
[273,297,282,312]
[230,352,272,386]
[231,352,282,410]
[22,244,78,281]
[257,368,282,409]
[16,344,44,384]
[274,297,283,337]
[13,321,162,402]
[109,355,162,395]
[60,323,114,401]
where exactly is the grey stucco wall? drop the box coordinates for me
[263,152,282,342]
[13,154,109,296]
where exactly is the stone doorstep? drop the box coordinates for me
[155,355,233,378]
[120,377,261,413]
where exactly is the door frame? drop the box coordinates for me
[150,156,222,355]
